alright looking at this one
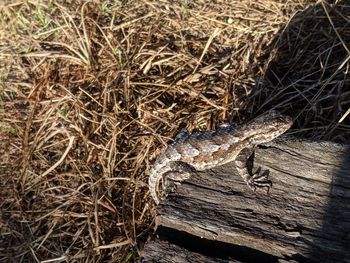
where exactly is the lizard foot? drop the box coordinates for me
[161,178,180,199]
[246,167,272,193]
[160,168,192,201]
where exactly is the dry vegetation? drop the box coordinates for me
[0,0,349,262]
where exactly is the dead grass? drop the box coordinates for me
[0,0,349,262]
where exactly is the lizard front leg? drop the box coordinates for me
[235,147,272,192]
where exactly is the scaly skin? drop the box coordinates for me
[149,110,293,204]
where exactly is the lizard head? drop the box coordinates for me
[244,110,293,144]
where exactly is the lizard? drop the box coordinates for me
[148,110,293,204]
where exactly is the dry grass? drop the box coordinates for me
[0,0,349,262]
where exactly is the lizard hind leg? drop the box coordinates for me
[251,167,272,193]
[160,161,196,201]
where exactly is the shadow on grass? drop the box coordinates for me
[254,1,350,143]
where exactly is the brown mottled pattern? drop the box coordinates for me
[149,110,293,204]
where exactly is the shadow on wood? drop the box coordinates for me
[143,226,279,263]
[310,143,350,260]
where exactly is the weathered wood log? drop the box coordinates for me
[142,238,242,263]
[151,138,350,262]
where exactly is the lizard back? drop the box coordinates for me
[149,110,293,203]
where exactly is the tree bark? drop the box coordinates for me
[153,138,350,262]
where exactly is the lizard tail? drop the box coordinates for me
[148,172,160,204]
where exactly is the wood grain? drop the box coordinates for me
[155,138,350,262]
[142,239,241,263]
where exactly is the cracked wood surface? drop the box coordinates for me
[153,138,350,262]
[142,239,242,263]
